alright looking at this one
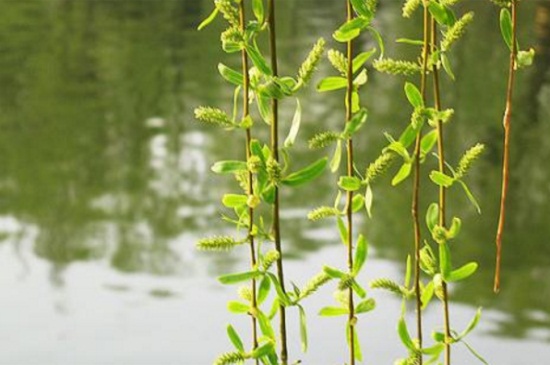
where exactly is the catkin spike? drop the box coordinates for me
[298,38,326,85]
[299,272,331,299]
[328,49,348,76]
[196,236,244,251]
[221,27,244,45]
[261,250,280,272]
[214,351,246,365]
[307,206,341,221]
[308,131,341,149]
[194,106,234,128]
[266,157,282,184]
[365,153,395,184]
[214,0,240,27]
[402,0,421,18]
[441,12,475,51]
[238,286,253,302]
[337,275,355,291]
[456,143,485,178]
[373,58,421,76]
[370,278,407,296]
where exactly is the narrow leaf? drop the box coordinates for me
[353,235,368,274]
[282,158,328,187]
[405,82,424,108]
[227,325,244,352]
[319,306,348,316]
[448,262,478,282]
[284,99,302,148]
[219,270,262,285]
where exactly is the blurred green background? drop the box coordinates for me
[0,0,549,364]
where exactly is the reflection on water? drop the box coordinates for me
[0,0,549,364]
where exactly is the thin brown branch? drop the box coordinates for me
[239,1,258,360]
[431,17,452,365]
[411,5,431,365]
[495,0,518,294]
[346,2,356,365]
[267,0,288,363]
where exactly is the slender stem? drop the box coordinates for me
[239,1,259,359]
[431,17,452,365]
[411,5,431,364]
[267,1,288,363]
[495,0,518,294]
[345,2,356,365]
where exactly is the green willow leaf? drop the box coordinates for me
[298,305,308,352]
[457,308,483,340]
[282,158,328,187]
[227,301,249,314]
[333,17,370,42]
[252,341,275,359]
[429,1,452,26]
[392,163,412,186]
[396,38,424,46]
[257,311,276,340]
[350,0,374,18]
[222,194,248,208]
[356,298,376,313]
[257,276,271,305]
[219,270,262,285]
[420,130,438,159]
[342,108,368,138]
[404,255,412,288]
[404,82,424,108]
[337,216,348,245]
[319,306,349,316]
[439,242,452,280]
[338,176,363,191]
[317,76,348,92]
[351,280,367,298]
[458,180,481,214]
[368,26,385,58]
[267,273,291,306]
[352,194,365,213]
[447,262,478,282]
[323,265,346,279]
[197,7,219,30]
[441,53,456,81]
[252,0,264,23]
[246,44,272,76]
[353,234,368,275]
[430,170,455,187]
[212,160,247,174]
[284,99,302,148]
[462,340,489,365]
[227,325,244,353]
[365,184,373,218]
[500,8,513,51]
[331,140,343,173]
[352,49,376,74]
[426,203,439,232]
[218,63,244,86]
[421,280,435,310]
[398,317,416,351]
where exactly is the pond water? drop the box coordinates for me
[0,0,549,364]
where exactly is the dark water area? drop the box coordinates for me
[0,0,549,364]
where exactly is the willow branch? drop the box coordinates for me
[495,0,518,294]
[239,1,259,359]
[267,0,288,363]
[346,2,356,365]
